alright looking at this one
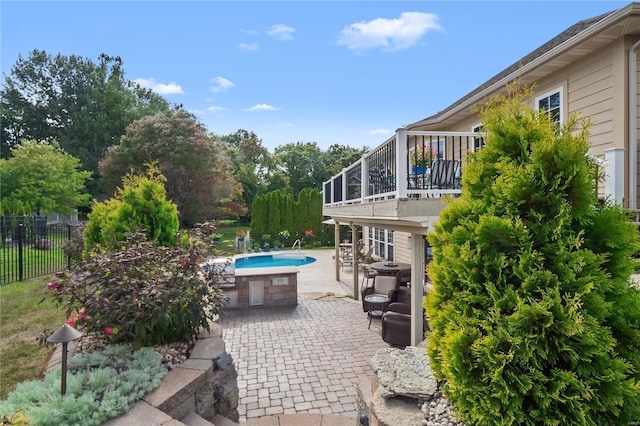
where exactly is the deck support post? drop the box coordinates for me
[351,223,359,300]
[410,233,425,346]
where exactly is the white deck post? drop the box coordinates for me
[334,222,341,281]
[410,232,425,346]
[397,128,408,199]
[351,224,359,299]
[604,147,624,205]
[361,156,368,201]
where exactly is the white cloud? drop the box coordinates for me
[368,128,392,135]
[134,78,184,95]
[267,24,295,41]
[210,77,235,93]
[208,105,225,113]
[244,104,278,112]
[278,122,293,128]
[337,12,442,51]
[239,42,259,51]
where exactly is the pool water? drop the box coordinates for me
[235,253,316,268]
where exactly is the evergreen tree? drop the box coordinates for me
[84,164,179,253]
[267,191,281,242]
[296,189,310,236]
[283,193,295,238]
[308,189,323,237]
[425,86,640,425]
[250,194,266,241]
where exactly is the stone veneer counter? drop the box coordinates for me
[225,266,298,309]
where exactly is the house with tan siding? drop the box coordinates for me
[322,2,640,345]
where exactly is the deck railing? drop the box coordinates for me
[323,130,624,208]
[323,130,482,206]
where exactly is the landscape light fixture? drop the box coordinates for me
[46,324,83,395]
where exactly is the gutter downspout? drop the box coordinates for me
[629,39,640,209]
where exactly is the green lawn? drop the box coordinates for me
[0,246,68,284]
[0,276,66,399]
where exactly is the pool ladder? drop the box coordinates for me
[291,239,301,252]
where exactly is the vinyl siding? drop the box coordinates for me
[635,52,640,208]
[393,232,412,264]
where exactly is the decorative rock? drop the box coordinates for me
[215,351,233,370]
[370,388,425,426]
[371,346,438,400]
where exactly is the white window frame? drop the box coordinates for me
[368,227,395,261]
[535,87,563,126]
[471,123,485,152]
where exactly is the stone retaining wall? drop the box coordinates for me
[103,321,239,424]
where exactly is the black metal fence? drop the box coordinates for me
[1,215,75,285]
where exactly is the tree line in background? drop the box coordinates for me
[0,50,368,227]
[249,189,327,248]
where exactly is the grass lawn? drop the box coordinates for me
[213,224,250,255]
[0,276,66,399]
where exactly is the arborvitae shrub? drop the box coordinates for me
[84,164,179,253]
[424,86,640,425]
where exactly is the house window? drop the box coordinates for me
[472,124,485,151]
[536,88,562,126]
[368,227,394,261]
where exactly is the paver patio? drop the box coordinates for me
[219,249,391,422]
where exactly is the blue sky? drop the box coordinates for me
[1,1,630,152]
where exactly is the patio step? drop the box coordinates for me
[244,414,357,425]
[181,412,216,425]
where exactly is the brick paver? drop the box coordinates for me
[220,293,389,422]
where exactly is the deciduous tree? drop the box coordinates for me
[274,142,327,196]
[1,50,170,197]
[0,140,91,214]
[220,129,272,218]
[100,111,245,226]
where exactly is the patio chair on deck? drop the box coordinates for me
[361,265,378,289]
[428,160,459,191]
[339,255,353,270]
[396,268,411,287]
[358,246,374,268]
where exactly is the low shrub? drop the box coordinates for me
[0,345,166,426]
[46,224,227,349]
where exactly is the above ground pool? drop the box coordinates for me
[234,252,316,268]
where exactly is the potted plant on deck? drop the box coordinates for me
[410,145,436,174]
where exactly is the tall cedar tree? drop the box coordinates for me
[425,86,640,425]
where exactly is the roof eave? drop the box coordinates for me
[407,2,640,129]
